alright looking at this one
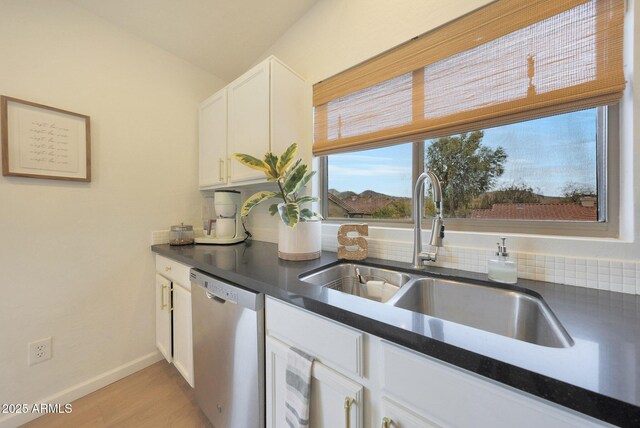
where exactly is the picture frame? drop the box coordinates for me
[1,96,91,182]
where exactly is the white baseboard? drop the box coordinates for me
[0,351,163,428]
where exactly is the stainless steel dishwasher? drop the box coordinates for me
[190,269,265,428]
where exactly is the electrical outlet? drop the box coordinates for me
[28,337,52,365]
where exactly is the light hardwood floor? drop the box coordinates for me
[22,361,213,428]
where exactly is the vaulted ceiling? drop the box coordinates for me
[71,0,318,81]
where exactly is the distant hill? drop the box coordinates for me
[330,189,402,200]
[328,189,358,199]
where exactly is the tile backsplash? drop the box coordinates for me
[152,229,639,295]
[321,235,640,295]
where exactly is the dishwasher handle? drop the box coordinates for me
[206,291,227,304]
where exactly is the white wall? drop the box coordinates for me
[0,1,225,425]
[255,0,639,265]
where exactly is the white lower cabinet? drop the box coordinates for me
[155,274,172,363]
[154,255,194,387]
[266,336,363,428]
[265,297,610,428]
[172,282,194,387]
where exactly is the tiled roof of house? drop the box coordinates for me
[327,193,359,213]
[345,196,393,214]
[470,203,597,221]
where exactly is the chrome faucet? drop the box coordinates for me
[412,171,445,269]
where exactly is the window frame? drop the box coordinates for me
[319,105,619,238]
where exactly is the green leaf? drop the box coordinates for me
[233,153,270,173]
[277,143,298,175]
[283,163,307,194]
[300,208,322,220]
[240,191,278,216]
[278,202,300,227]
[295,195,317,205]
[282,159,302,180]
[268,203,279,216]
[289,170,315,195]
[263,153,279,179]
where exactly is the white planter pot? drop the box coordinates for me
[278,220,321,261]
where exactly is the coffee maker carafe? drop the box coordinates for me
[195,190,246,245]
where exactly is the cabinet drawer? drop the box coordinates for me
[155,255,191,289]
[381,341,607,428]
[266,297,364,378]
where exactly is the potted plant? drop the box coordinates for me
[233,143,322,260]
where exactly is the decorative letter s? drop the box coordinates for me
[337,224,368,261]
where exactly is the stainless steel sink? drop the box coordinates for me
[389,278,574,348]
[299,263,411,303]
[300,263,573,348]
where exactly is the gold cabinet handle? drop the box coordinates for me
[160,284,168,310]
[344,397,355,428]
[218,158,225,181]
[382,417,393,428]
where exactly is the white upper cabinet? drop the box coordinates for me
[228,61,270,184]
[198,56,310,190]
[199,89,228,188]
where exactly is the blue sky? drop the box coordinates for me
[328,109,597,198]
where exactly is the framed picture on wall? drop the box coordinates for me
[1,96,91,182]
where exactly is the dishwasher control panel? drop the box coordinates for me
[209,282,238,304]
[191,269,264,312]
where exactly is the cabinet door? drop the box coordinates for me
[199,89,228,189]
[227,61,270,184]
[172,282,194,387]
[270,58,310,160]
[266,336,363,428]
[155,274,172,363]
[380,397,440,428]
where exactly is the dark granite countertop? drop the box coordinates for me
[152,241,640,427]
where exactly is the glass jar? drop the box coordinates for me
[169,223,194,246]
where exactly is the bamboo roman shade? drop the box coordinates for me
[312,0,625,155]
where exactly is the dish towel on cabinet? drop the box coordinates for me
[285,346,315,428]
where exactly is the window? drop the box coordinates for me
[423,108,602,222]
[322,106,617,235]
[326,144,413,220]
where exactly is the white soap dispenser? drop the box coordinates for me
[488,237,517,284]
